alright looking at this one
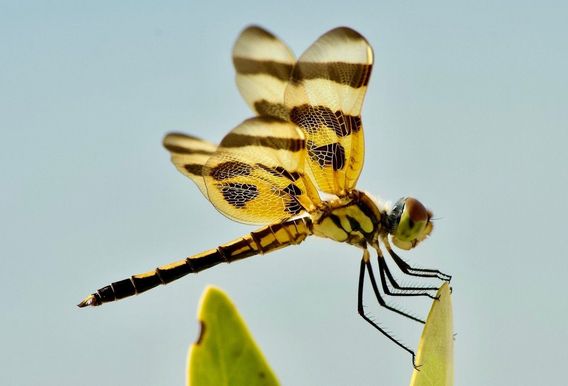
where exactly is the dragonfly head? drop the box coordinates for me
[385,197,433,250]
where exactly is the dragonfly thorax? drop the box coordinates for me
[311,190,383,247]
[311,192,434,250]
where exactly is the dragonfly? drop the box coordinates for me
[79,26,451,365]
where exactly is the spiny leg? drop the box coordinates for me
[382,236,451,282]
[357,252,419,369]
[363,252,425,324]
[387,248,452,282]
[376,252,439,300]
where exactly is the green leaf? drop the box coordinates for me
[187,286,280,386]
[409,282,454,386]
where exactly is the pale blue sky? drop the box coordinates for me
[2,1,567,385]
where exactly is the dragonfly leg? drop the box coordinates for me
[382,236,452,282]
[375,250,439,299]
[361,252,425,324]
[357,253,420,368]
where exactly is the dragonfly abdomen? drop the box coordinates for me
[78,217,312,307]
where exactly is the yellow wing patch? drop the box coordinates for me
[164,117,320,225]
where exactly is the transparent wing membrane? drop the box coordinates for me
[233,26,295,120]
[162,133,217,197]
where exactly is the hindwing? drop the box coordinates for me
[163,133,216,197]
[164,117,319,225]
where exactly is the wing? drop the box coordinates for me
[164,117,319,225]
[285,27,373,195]
[163,133,216,197]
[232,25,295,120]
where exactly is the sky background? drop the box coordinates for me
[2,1,567,385]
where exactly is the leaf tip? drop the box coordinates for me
[409,282,454,386]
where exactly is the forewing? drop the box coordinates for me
[163,133,216,197]
[233,26,296,120]
[285,27,373,195]
[203,116,317,224]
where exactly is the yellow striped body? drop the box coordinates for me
[78,218,312,307]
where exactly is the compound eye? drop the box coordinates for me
[391,198,433,250]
